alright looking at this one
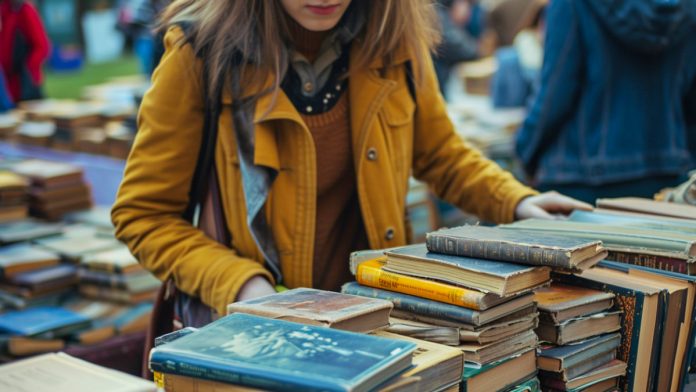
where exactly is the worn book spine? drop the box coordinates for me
[356,259,487,310]
[149,351,340,392]
[607,251,689,275]
[341,282,481,325]
[425,233,573,269]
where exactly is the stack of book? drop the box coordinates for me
[0,244,77,310]
[342,225,608,391]
[10,160,92,220]
[34,224,121,263]
[0,171,28,223]
[78,246,161,304]
[534,283,625,391]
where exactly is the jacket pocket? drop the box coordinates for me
[380,86,416,199]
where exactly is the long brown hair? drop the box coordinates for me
[160,0,440,102]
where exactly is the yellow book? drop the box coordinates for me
[356,258,509,310]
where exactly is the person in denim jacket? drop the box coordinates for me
[516,0,696,203]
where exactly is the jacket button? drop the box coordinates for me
[385,227,395,241]
[303,82,314,93]
[367,148,378,161]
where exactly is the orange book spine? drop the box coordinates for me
[356,259,484,310]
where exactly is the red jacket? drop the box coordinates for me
[0,0,50,102]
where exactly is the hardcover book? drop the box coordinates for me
[10,160,84,188]
[541,350,616,383]
[534,283,614,324]
[149,313,417,392]
[356,257,509,310]
[596,197,696,220]
[226,288,392,333]
[0,219,63,244]
[80,246,142,274]
[425,225,606,271]
[0,306,91,337]
[383,244,551,296]
[540,360,626,391]
[7,263,79,294]
[457,329,537,366]
[0,352,157,392]
[0,243,60,278]
[506,377,541,392]
[553,269,664,392]
[341,282,535,326]
[536,311,622,345]
[460,349,537,392]
[537,333,621,372]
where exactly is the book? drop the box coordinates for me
[553,270,664,392]
[2,335,65,356]
[149,313,417,392]
[506,377,541,392]
[536,311,622,345]
[0,219,63,244]
[425,225,607,271]
[570,209,696,234]
[0,352,157,392]
[161,374,263,391]
[80,246,144,274]
[0,306,91,338]
[596,197,696,220]
[457,329,537,365]
[0,243,60,278]
[356,257,510,310]
[35,234,122,262]
[226,288,393,333]
[78,269,160,293]
[460,349,537,392]
[504,219,696,258]
[341,282,535,326]
[79,284,158,304]
[387,311,538,345]
[541,360,626,391]
[534,284,614,324]
[383,244,551,296]
[10,160,84,188]
[537,333,621,372]
[541,350,617,383]
[372,331,464,392]
[6,264,79,295]
[543,378,617,392]
[599,261,696,392]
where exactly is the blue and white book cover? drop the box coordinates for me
[149,313,416,392]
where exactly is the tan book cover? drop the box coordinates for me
[227,288,393,333]
[597,197,696,220]
[457,329,538,365]
[535,283,614,323]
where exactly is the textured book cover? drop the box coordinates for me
[341,282,534,326]
[0,306,91,336]
[226,288,392,332]
[534,284,614,314]
[356,257,507,310]
[537,333,621,370]
[384,244,551,296]
[426,225,605,271]
[149,313,416,392]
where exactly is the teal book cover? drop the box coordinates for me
[554,273,662,392]
[149,313,417,392]
[0,306,91,336]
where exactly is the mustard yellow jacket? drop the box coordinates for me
[112,27,537,315]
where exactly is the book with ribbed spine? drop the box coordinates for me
[356,257,508,310]
[426,225,606,271]
[341,282,535,326]
[149,313,416,392]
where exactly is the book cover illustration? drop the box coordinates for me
[150,313,416,391]
[227,288,392,323]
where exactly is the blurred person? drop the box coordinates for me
[0,69,12,112]
[0,0,50,103]
[516,0,696,204]
[433,0,481,96]
[129,0,169,75]
[112,0,590,333]
[484,0,536,49]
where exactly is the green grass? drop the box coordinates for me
[44,56,141,100]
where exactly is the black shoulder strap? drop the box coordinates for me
[405,60,416,103]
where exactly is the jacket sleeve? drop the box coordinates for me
[111,27,274,316]
[515,0,583,178]
[19,3,50,84]
[411,51,537,224]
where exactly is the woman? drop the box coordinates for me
[112,0,588,324]
[0,0,50,103]
[516,0,696,203]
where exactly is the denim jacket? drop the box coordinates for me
[516,0,696,185]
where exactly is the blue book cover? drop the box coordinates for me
[0,306,91,336]
[555,273,663,392]
[538,333,621,367]
[149,313,416,392]
[570,210,696,234]
[340,282,532,326]
[600,260,696,392]
[388,244,544,277]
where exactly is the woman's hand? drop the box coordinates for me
[515,191,593,220]
[236,276,277,302]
